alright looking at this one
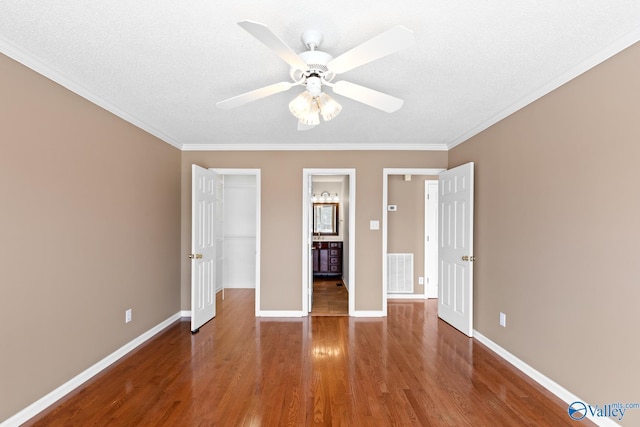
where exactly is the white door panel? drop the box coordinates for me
[191,165,219,332]
[438,162,474,337]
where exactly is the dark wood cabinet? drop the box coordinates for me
[312,241,342,276]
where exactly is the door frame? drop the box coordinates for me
[424,179,439,299]
[302,169,356,316]
[382,168,445,315]
[211,168,261,316]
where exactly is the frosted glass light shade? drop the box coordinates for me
[289,91,314,119]
[317,93,341,121]
[299,99,320,125]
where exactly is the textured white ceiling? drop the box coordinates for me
[1,1,639,150]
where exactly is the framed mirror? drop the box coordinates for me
[313,203,339,235]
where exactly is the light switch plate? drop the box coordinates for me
[370,220,380,230]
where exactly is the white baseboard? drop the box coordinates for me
[257,310,305,317]
[1,312,183,427]
[352,310,385,317]
[222,284,257,289]
[8,314,618,426]
[387,294,425,300]
[473,330,620,427]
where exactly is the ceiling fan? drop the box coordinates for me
[216,21,415,130]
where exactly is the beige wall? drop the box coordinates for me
[0,54,182,421]
[450,42,640,424]
[180,151,447,312]
[7,33,639,425]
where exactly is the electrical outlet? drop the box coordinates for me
[125,309,132,323]
[499,312,506,327]
[418,276,424,285]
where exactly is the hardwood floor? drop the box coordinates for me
[311,278,348,316]
[24,290,591,426]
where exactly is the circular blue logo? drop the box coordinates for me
[568,401,587,421]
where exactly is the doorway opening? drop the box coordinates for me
[382,168,444,316]
[211,168,261,316]
[302,169,355,316]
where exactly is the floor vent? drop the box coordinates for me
[387,253,414,293]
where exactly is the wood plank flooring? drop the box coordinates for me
[311,278,348,316]
[23,290,591,426]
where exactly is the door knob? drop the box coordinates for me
[461,256,475,262]
[188,253,203,259]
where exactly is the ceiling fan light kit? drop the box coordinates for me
[289,90,342,126]
[289,91,321,125]
[217,20,415,130]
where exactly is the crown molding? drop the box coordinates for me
[8,22,637,155]
[180,142,449,151]
[0,38,447,153]
[446,26,640,151]
[0,36,183,150]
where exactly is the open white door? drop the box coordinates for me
[438,162,474,337]
[191,165,218,333]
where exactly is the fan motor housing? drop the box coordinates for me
[290,50,334,81]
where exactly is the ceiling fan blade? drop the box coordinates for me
[238,20,308,71]
[216,82,293,110]
[332,81,404,113]
[297,121,316,131]
[327,26,415,74]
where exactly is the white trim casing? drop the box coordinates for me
[209,168,261,316]
[2,313,183,427]
[424,180,439,299]
[302,169,356,316]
